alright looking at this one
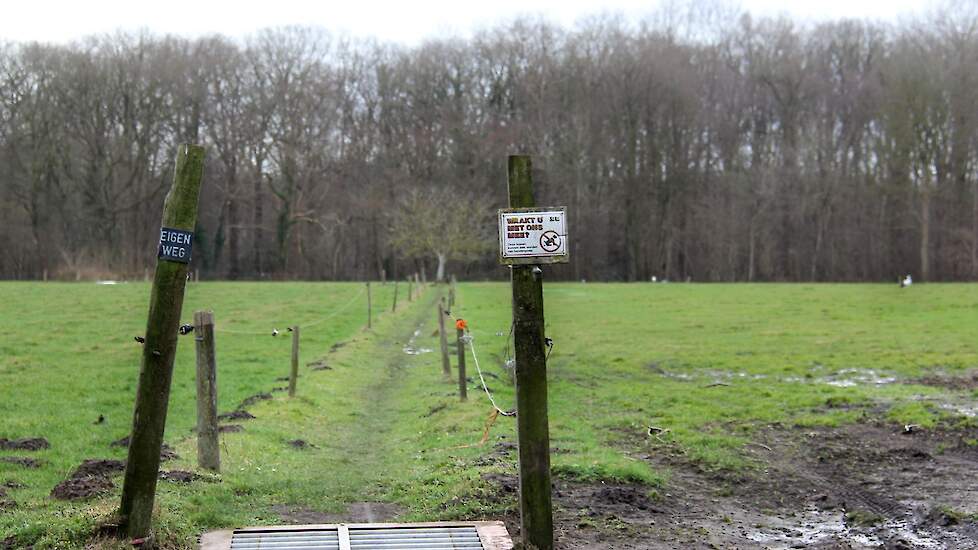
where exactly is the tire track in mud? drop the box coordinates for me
[602,420,978,548]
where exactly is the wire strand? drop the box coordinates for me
[213,287,367,335]
[465,332,516,417]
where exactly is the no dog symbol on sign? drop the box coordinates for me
[498,207,568,265]
[539,230,561,252]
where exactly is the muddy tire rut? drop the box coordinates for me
[480,420,978,548]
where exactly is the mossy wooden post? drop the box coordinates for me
[288,326,300,397]
[367,281,372,329]
[421,265,427,285]
[392,280,399,312]
[407,276,414,302]
[193,310,219,472]
[508,154,554,550]
[119,144,205,542]
[456,324,467,401]
[438,297,451,377]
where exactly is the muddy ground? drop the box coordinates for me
[486,421,978,549]
[274,501,405,524]
[0,437,49,451]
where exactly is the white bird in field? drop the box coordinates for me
[901,274,913,288]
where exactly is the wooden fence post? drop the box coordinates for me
[449,275,456,309]
[367,281,372,329]
[288,326,300,397]
[408,276,414,302]
[507,154,554,550]
[193,310,219,472]
[392,280,399,312]
[457,323,467,401]
[438,297,451,377]
[119,144,205,541]
[421,266,427,285]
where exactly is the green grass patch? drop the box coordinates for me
[3,282,978,547]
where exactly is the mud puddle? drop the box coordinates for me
[657,367,899,388]
[744,507,944,548]
[402,326,433,355]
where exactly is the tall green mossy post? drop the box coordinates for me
[119,144,205,542]
[507,155,554,550]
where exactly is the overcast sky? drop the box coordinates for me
[0,0,938,45]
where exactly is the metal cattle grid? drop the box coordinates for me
[201,521,513,550]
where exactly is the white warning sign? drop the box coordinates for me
[498,208,569,264]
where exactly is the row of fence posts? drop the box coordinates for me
[189,274,431,474]
[434,276,465,401]
[118,143,449,543]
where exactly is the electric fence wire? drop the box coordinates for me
[448,302,517,418]
[210,286,368,335]
[463,331,516,417]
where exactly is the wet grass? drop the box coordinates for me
[448,283,978,473]
[2,282,977,547]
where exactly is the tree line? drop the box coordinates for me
[1,6,977,282]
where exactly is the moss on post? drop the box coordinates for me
[119,144,205,542]
[507,154,554,550]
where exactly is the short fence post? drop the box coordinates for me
[408,276,414,302]
[438,297,451,377]
[193,310,219,472]
[288,326,300,397]
[421,266,427,285]
[457,323,467,401]
[449,275,456,309]
[367,281,372,329]
[392,280,399,312]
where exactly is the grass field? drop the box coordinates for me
[2,282,978,548]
